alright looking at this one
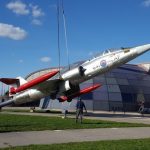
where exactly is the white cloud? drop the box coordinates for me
[19,59,23,63]
[6,1,45,26]
[30,5,44,26]
[40,57,51,63]
[0,23,27,40]
[30,5,44,18]
[6,0,30,15]
[143,0,150,7]
[31,19,42,25]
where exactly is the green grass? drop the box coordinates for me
[1,138,150,150]
[0,113,149,132]
[1,109,30,113]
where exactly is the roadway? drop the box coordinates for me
[0,127,150,148]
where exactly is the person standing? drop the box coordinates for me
[76,98,87,123]
[138,101,145,116]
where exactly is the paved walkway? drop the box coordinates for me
[0,127,150,148]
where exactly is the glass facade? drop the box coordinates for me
[26,63,150,112]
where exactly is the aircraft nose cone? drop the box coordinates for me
[132,44,150,55]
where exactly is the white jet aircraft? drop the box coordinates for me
[0,44,150,107]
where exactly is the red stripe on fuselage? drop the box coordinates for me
[11,70,59,94]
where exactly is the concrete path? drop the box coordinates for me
[0,127,150,148]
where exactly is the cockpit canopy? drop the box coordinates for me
[103,49,111,55]
[94,48,122,58]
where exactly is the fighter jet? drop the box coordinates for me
[0,44,150,107]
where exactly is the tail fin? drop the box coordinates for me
[0,77,27,96]
[16,77,27,85]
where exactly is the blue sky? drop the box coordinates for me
[0,0,150,78]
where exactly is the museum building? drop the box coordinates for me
[25,63,150,112]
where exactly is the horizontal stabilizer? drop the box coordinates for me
[0,78,19,85]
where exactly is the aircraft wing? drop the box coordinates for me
[34,78,61,92]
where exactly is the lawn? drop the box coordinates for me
[1,138,150,150]
[0,113,149,132]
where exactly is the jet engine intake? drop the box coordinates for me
[61,66,85,80]
[59,80,72,93]
[78,66,86,76]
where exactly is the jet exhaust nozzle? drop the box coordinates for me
[0,99,15,108]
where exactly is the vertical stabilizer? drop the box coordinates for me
[16,77,27,86]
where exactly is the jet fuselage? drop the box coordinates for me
[0,44,150,107]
